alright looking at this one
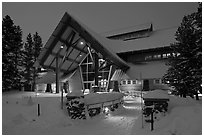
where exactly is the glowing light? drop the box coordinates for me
[103,107,110,115]
[104,107,109,112]
[36,93,40,96]
[80,41,84,45]
[60,45,64,49]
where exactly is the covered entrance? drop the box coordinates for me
[34,12,129,95]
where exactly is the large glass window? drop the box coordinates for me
[80,53,111,91]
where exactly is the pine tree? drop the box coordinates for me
[2,15,23,91]
[23,33,34,90]
[32,32,43,91]
[22,32,43,91]
[163,3,202,100]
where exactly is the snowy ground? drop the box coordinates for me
[2,91,202,135]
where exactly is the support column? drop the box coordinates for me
[56,55,59,94]
[94,52,99,86]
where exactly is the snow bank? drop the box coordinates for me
[3,91,201,135]
[155,104,202,135]
[2,92,138,135]
[168,95,200,111]
[131,95,202,135]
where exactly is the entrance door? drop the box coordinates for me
[113,81,120,92]
[143,79,149,91]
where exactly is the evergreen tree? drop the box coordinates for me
[32,32,43,91]
[23,33,34,90]
[22,32,43,91]
[163,3,202,100]
[2,15,23,91]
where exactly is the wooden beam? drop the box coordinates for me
[63,67,78,76]
[40,13,71,66]
[46,31,76,70]
[67,45,87,71]
[87,47,94,65]
[59,31,76,68]
[42,64,68,73]
[94,52,99,86]
[51,52,80,64]
[59,38,87,54]
[106,65,112,92]
[66,30,76,45]
[56,54,59,93]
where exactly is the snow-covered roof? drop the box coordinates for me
[104,26,178,53]
[68,12,129,70]
[126,61,169,79]
[35,12,129,73]
[102,22,152,37]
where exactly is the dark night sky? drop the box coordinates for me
[2,2,198,44]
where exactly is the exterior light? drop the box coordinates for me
[60,45,64,49]
[80,41,84,45]
[103,107,109,115]
[79,54,82,57]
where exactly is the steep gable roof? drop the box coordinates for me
[35,12,130,74]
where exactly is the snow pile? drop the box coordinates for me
[2,91,201,135]
[154,105,202,135]
[2,92,137,135]
[12,113,28,125]
[168,95,199,111]
[131,95,202,135]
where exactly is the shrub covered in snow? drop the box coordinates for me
[66,92,124,119]
[66,95,86,120]
[142,90,169,121]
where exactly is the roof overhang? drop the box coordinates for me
[35,12,129,75]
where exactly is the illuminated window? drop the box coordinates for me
[122,81,126,85]
[145,55,152,60]
[127,80,131,84]
[167,53,171,57]
[172,53,176,57]
[163,54,167,58]
[154,79,160,84]
[153,54,162,59]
